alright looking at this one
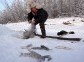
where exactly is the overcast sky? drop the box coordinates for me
[0,0,13,11]
[0,0,44,11]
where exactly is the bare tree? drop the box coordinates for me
[1,0,84,24]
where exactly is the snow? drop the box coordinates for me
[0,17,84,62]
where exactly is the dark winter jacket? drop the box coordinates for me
[28,8,48,23]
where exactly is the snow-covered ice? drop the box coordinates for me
[0,17,84,62]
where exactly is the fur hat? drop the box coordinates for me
[29,1,42,9]
[26,0,42,13]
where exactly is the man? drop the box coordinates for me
[27,4,48,38]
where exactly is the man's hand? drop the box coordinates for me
[31,20,35,25]
[28,20,32,23]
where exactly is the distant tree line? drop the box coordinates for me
[0,0,84,24]
[42,0,84,18]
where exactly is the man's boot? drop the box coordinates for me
[39,22,46,38]
[40,29,46,38]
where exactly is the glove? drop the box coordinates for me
[28,20,32,23]
[31,20,35,24]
